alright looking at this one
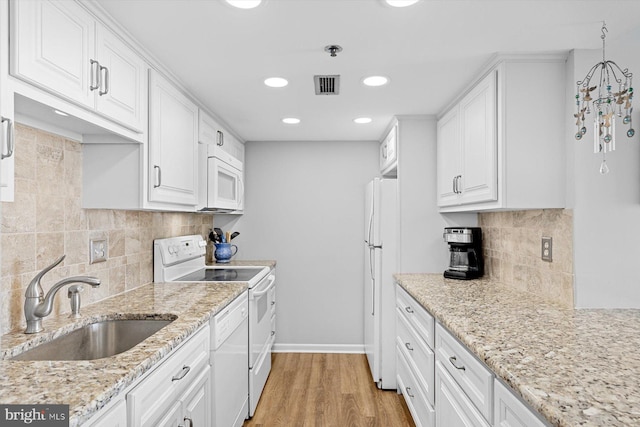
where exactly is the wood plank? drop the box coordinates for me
[244,353,415,427]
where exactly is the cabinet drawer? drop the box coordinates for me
[397,345,435,427]
[435,361,490,427]
[397,286,434,349]
[435,323,493,423]
[127,326,210,427]
[396,307,435,405]
[494,380,548,427]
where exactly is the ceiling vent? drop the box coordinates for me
[314,75,340,95]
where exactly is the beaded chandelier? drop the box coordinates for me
[574,22,634,174]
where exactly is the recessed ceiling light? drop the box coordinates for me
[354,117,372,124]
[264,77,289,88]
[226,0,262,9]
[53,109,69,117]
[363,76,390,87]
[385,0,420,7]
[282,118,300,125]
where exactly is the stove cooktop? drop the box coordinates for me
[176,267,264,282]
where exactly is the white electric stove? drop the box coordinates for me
[153,235,276,421]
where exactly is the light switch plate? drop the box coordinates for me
[541,237,552,262]
[90,239,108,264]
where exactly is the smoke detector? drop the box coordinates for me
[324,45,343,58]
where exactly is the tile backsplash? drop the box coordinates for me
[0,124,212,334]
[479,209,574,308]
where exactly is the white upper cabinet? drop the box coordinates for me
[148,69,198,206]
[94,24,146,131]
[10,0,146,132]
[380,122,398,177]
[437,71,498,208]
[436,55,566,212]
[199,110,244,165]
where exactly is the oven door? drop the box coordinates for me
[249,272,276,368]
[207,156,244,211]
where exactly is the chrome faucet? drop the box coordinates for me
[24,255,101,334]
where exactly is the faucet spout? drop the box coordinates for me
[24,255,101,334]
[33,276,101,319]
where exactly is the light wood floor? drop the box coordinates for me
[244,353,415,427]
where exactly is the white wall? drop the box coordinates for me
[570,28,640,307]
[233,140,379,352]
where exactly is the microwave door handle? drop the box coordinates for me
[251,275,276,298]
[238,174,244,209]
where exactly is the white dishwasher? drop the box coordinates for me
[211,290,249,427]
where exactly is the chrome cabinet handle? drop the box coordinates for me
[452,176,457,193]
[90,59,101,91]
[382,144,387,159]
[171,365,191,381]
[271,330,275,336]
[405,342,414,351]
[455,175,463,194]
[216,130,224,146]
[1,116,14,160]
[183,417,193,427]
[405,386,415,398]
[99,65,109,96]
[154,165,162,188]
[404,306,414,314]
[449,355,466,371]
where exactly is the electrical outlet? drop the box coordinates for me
[541,237,553,262]
[90,239,108,264]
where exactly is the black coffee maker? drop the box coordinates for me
[443,227,484,280]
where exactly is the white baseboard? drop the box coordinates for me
[272,343,365,354]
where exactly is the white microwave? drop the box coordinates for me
[198,140,244,212]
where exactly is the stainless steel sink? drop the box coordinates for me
[12,319,174,361]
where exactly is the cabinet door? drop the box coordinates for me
[436,362,490,427]
[152,401,182,427]
[494,380,546,427]
[85,399,126,427]
[380,124,398,176]
[437,107,461,206]
[0,0,14,202]
[11,0,94,107]
[149,69,198,206]
[459,71,497,205]
[181,366,211,427]
[95,24,146,132]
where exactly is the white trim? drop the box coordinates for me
[272,343,365,354]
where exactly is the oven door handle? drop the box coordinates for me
[251,275,276,298]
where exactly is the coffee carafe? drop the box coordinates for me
[443,227,483,280]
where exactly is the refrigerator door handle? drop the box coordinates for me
[369,248,375,316]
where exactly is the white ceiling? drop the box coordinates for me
[95,0,640,142]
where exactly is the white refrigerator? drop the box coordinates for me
[364,177,398,389]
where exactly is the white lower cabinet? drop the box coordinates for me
[494,381,547,427]
[127,326,210,427]
[398,285,550,427]
[435,362,490,427]
[396,285,435,427]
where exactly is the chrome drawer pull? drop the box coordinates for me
[405,342,414,352]
[449,356,466,371]
[405,386,415,398]
[172,365,191,381]
[183,417,193,427]
[404,306,414,314]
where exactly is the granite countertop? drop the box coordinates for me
[395,273,640,427]
[0,281,248,426]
